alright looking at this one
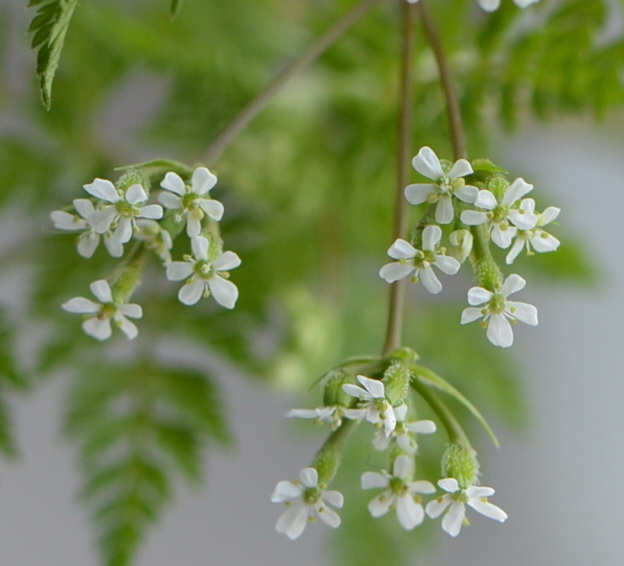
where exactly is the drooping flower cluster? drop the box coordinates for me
[273,370,507,539]
[379,146,560,348]
[52,166,241,340]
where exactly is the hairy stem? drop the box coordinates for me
[199,0,387,165]
[382,0,416,357]
[418,0,466,160]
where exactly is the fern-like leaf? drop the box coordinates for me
[27,0,80,109]
[65,361,230,566]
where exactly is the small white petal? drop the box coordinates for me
[113,217,133,244]
[51,210,84,231]
[434,255,460,275]
[118,303,143,319]
[178,280,205,305]
[387,238,417,260]
[404,183,435,205]
[199,199,224,221]
[505,237,526,265]
[507,301,538,326]
[379,262,415,283]
[531,232,560,253]
[317,505,341,528]
[508,208,537,230]
[422,225,442,251]
[82,317,112,341]
[166,262,194,281]
[275,503,309,540]
[73,198,94,219]
[159,191,182,209]
[139,204,164,220]
[412,147,444,180]
[461,210,489,226]
[501,273,526,296]
[393,455,413,479]
[461,307,484,324]
[438,478,460,493]
[322,490,344,509]
[191,236,210,260]
[299,468,318,488]
[419,265,443,294]
[341,384,369,399]
[468,499,508,522]
[487,313,514,348]
[474,189,498,210]
[77,233,100,258]
[207,275,239,309]
[125,184,148,205]
[435,195,454,224]
[90,280,113,303]
[62,297,101,314]
[191,167,218,195]
[213,251,242,271]
[361,472,389,490]
[83,178,119,203]
[285,409,319,419]
[426,496,451,519]
[271,480,302,503]
[104,235,124,258]
[90,207,117,234]
[186,215,202,238]
[356,375,385,399]
[116,315,139,340]
[448,159,473,179]
[478,0,501,11]
[160,172,187,196]
[503,177,533,206]
[467,286,493,306]
[396,496,424,530]
[406,420,437,434]
[368,493,394,518]
[455,184,479,204]
[540,206,561,224]
[441,501,466,537]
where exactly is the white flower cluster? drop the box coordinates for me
[379,146,560,348]
[273,375,506,539]
[52,166,241,341]
[405,0,540,12]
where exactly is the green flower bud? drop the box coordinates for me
[441,443,480,489]
[382,361,411,407]
[116,169,150,194]
[322,371,354,408]
[485,174,509,202]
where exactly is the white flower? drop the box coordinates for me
[461,273,538,348]
[271,467,343,540]
[372,404,436,453]
[361,455,435,530]
[478,0,540,12]
[404,147,478,224]
[135,219,173,265]
[159,167,224,238]
[426,478,508,537]
[62,280,143,340]
[506,199,561,264]
[286,406,348,430]
[166,236,241,308]
[342,375,397,436]
[461,178,537,249]
[84,179,163,253]
[379,226,461,294]
[50,198,112,258]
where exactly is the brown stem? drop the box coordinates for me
[199,0,387,166]
[418,0,467,160]
[382,0,416,357]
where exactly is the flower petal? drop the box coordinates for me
[404,183,435,205]
[487,313,514,348]
[461,307,484,325]
[455,184,479,204]
[83,178,119,203]
[406,420,437,434]
[460,210,488,226]
[507,301,538,326]
[356,375,385,398]
[139,204,163,220]
[396,495,424,530]
[90,207,118,234]
[501,273,526,296]
[299,467,318,488]
[478,0,501,12]
[435,195,454,224]
[73,198,94,219]
[361,471,389,490]
[419,265,442,294]
[368,493,393,518]
[393,455,413,479]
[317,505,341,528]
[90,280,113,303]
[467,286,493,305]
[82,317,112,341]
[213,251,242,271]
[505,237,526,265]
[412,146,444,180]
[531,232,560,253]
[191,236,210,260]
[467,498,508,522]
[379,262,415,283]
[115,315,139,340]
[322,490,344,509]
[271,480,302,503]
[77,233,100,258]
[199,199,224,221]
[503,177,533,206]
[118,303,143,319]
[178,280,205,305]
[441,501,466,537]
[275,503,309,540]
[207,275,239,309]
[125,184,148,205]
[62,297,101,314]
[426,496,451,519]
[438,478,460,493]
[166,261,194,281]
[387,238,417,260]
[491,224,516,249]
[422,225,442,251]
[448,158,473,179]
[159,192,182,210]
[51,210,84,231]
[434,255,460,275]
[160,172,186,196]
[191,167,218,195]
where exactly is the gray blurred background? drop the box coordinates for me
[2,1,624,565]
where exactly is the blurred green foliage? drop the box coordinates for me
[0,0,618,564]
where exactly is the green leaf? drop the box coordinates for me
[410,364,500,447]
[28,0,80,109]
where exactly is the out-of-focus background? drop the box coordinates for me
[1,1,623,565]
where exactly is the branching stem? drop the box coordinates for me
[199,0,387,165]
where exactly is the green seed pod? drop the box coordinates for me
[485,174,509,202]
[322,371,354,408]
[116,169,151,194]
[441,443,480,489]
[383,361,411,407]
[476,258,503,292]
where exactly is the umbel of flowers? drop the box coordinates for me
[272,351,508,539]
[51,162,241,340]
